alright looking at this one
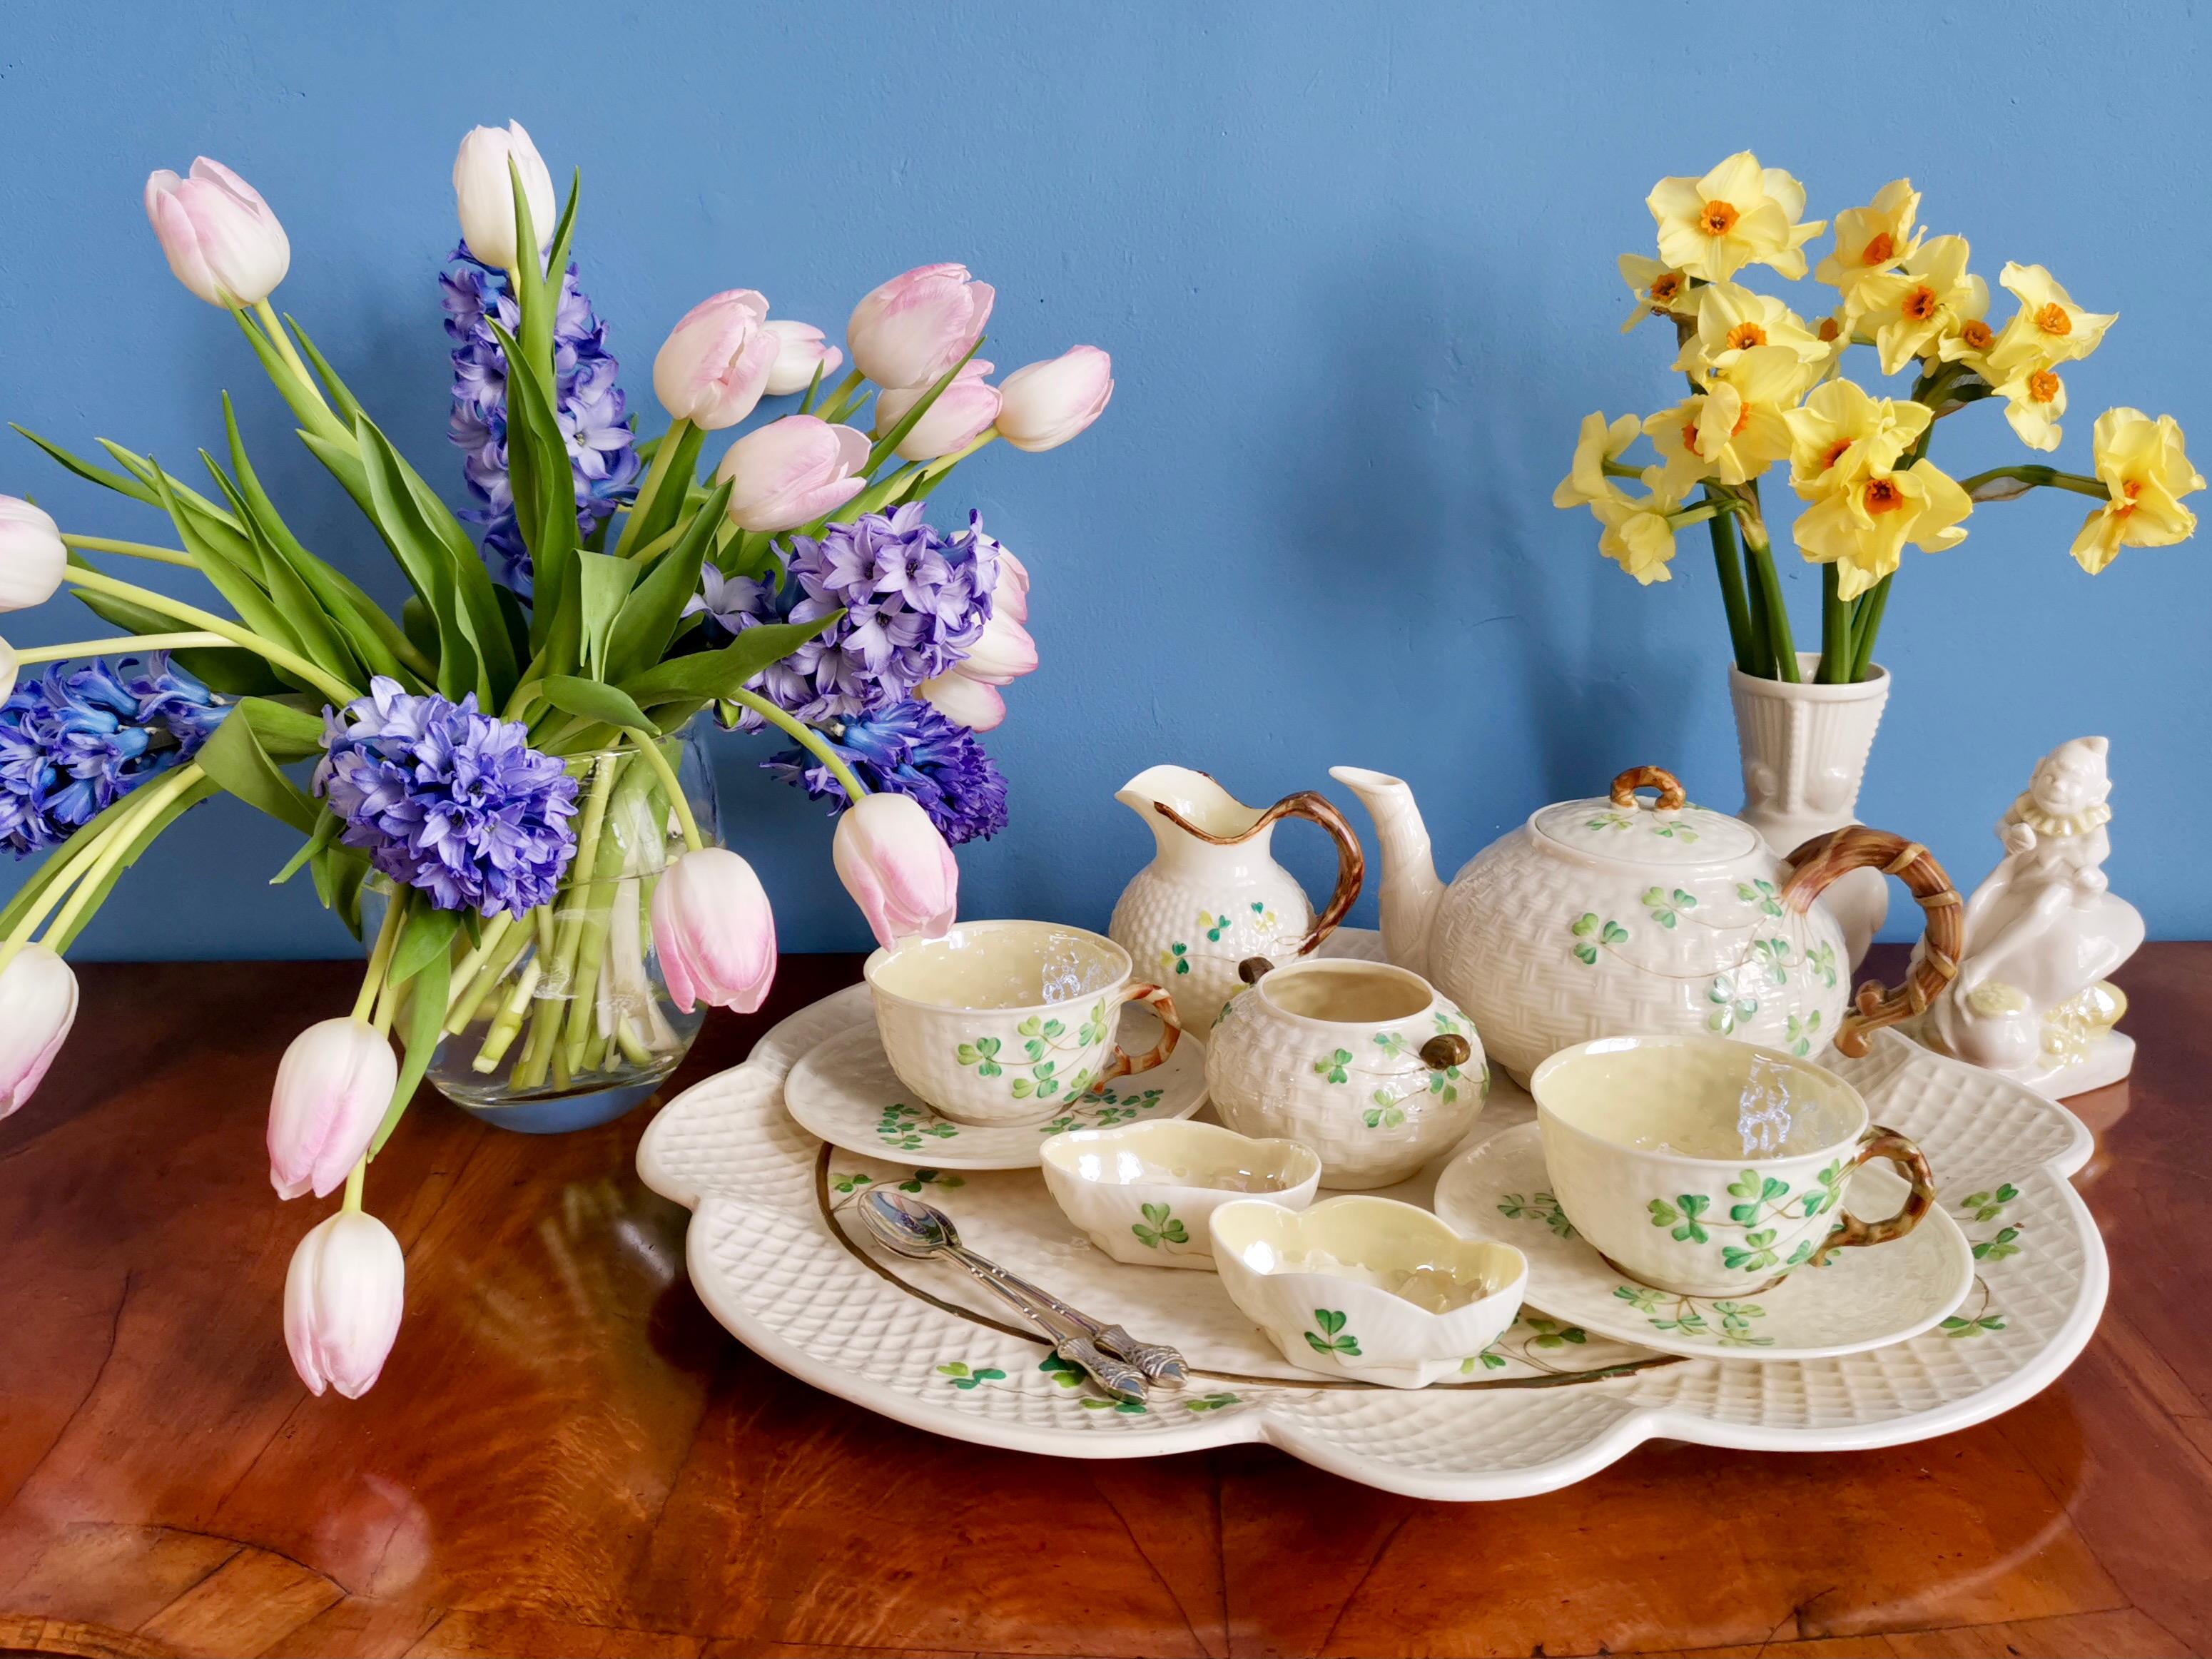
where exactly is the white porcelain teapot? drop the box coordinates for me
[1330,763,1962,1085]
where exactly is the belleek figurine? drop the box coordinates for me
[1923,736,2143,1098]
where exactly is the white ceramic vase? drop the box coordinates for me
[1729,653,1891,971]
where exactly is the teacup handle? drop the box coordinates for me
[1091,983,1183,1087]
[1807,1124,1937,1265]
[1781,826,1964,1057]
[1152,791,1364,956]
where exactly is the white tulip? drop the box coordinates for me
[0,943,78,1120]
[285,1209,406,1399]
[143,158,290,308]
[0,496,69,613]
[453,121,555,270]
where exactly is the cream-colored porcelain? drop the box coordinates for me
[1921,737,2143,1100]
[1107,766,1363,1037]
[1209,1196,1527,1388]
[1331,763,1857,1086]
[1204,958,1488,1189]
[1533,1035,1937,1297]
[866,920,1182,1127]
[1038,1120,1321,1270]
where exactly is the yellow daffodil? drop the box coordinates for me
[1785,379,1933,494]
[1792,457,1973,599]
[1593,487,1684,585]
[1694,347,1812,484]
[1984,263,2116,380]
[1643,397,1721,497]
[1647,152,1826,284]
[1673,281,1829,380]
[2069,407,2203,574]
[1855,235,1988,376]
[1989,362,2068,453]
[1815,179,1922,316]
[1617,254,1691,333]
[1553,412,1644,508]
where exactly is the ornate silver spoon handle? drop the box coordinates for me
[950,1247,1188,1386]
[946,1257,1148,1402]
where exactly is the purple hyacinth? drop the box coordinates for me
[0,654,223,857]
[691,504,1001,727]
[765,697,1008,845]
[316,677,579,917]
[442,250,641,596]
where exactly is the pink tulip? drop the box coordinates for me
[285,1209,405,1399]
[651,848,777,1014]
[714,416,871,532]
[762,320,844,397]
[143,158,290,308]
[653,290,778,430]
[846,263,995,390]
[955,613,1038,686]
[452,121,554,270]
[267,1017,398,1201]
[916,671,1005,732]
[0,496,69,612]
[0,944,77,1120]
[833,793,958,948]
[996,347,1114,452]
[993,549,1030,624]
[874,360,1001,461]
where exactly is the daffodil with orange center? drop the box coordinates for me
[1988,362,2068,453]
[1592,483,1686,586]
[1784,378,1933,496]
[1647,152,1826,283]
[2069,407,2203,574]
[1983,263,2116,380]
[1553,412,1645,509]
[1792,455,1973,599]
[1689,347,1811,485]
[1855,235,1988,375]
[1643,395,1722,497]
[1617,254,1691,333]
[1673,281,1828,381]
[1814,179,1923,316]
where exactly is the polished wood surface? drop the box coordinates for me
[3,947,2208,1659]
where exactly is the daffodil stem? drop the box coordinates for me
[1849,574,1892,683]
[59,535,198,569]
[1956,464,2108,502]
[1703,506,1756,676]
[722,690,869,804]
[1737,510,1800,684]
[628,731,703,853]
[1818,562,1850,684]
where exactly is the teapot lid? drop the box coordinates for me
[1531,765,1759,865]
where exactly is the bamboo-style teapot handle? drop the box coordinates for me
[1152,790,1365,956]
[1780,827,1964,1057]
[1610,766,1688,812]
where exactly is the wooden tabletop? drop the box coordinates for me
[3,946,2208,1659]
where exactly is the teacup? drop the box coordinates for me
[1532,1034,1937,1297]
[1040,1120,1321,1270]
[866,920,1182,1127]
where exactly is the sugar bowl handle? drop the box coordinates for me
[1780,826,1964,1058]
[1152,790,1364,956]
[1610,765,1688,813]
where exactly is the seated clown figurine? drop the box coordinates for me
[1922,736,2143,1098]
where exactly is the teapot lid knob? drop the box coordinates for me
[1610,765,1688,812]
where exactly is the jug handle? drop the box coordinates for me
[1152,791,1365,956]
[1780,826,1964,1058]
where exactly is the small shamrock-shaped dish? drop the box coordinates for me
[1039,1120,1321,1271]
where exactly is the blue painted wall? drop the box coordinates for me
[4,2,2208,959]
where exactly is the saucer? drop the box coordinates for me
[1432,1122,1974,1361]
[783,1005,1209,1170]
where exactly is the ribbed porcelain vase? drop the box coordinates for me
[1728,652,1890,970]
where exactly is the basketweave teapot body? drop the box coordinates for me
[1330,763,1960,1086]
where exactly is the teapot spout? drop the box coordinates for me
[1329,766,1445,978]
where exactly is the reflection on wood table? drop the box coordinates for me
[2,948,2209,1659]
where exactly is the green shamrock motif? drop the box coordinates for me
[1131,1202,1190,1249]
[831,1172,872,1194]
[955,1035,1003,1076]
[1749,936,1794,986]
[1611,1284,1662,1313]
[1784,1010,1823,1055]
[1467,1350,1509,1372]
[1805,940,1838,988]
[1038,1354,1085,1389]
[1648,1192,1710,1243]
[1186,1391,1240,1411]
[1705,975,1760,1034]
[1586,810,1636,832]
[1941,1313,2006,1337]
[1736,877,1785,918]
[1520,1316,1586,1351]
[1727,1168,1792,1224]
[1649,818,1699,842]
[1161,941,1191,977]
[877,1103,958,1152]
[1640,886,1698,929]
[1498,1191,1577,1239]
[1972,1225,2022,1262]
[1801,1160,1845,1217]
[1720,1228,1781,1273]
[1079,1396,1149,1414]
[899,1169,964,1195]
[1314,1047,1354,1084]
[1202,910,1234,943]
[937,1362,1006,1390]
[1569,912,1631,965]
[1958,1183,2019,1223]
[1304,1308,1360,1356]
[1363,1092,1406,1130]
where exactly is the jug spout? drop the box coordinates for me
[1115,765,1267,853]
[1329,766,1445,978]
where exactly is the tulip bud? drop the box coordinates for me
[650,847,778,1014]
[143,158,290,309]
[0,497,67,613]
[846,264,995,390]
[284,1209,405,1399]
[762,320,844,397]
[452,121,555,270]
[992,549,1030,625]
[955,612,1039,686]
[0,943,78,1120]
[916,670,1005,732]
[652,290,778,430]
[996,346,1114,452]
[833,792,959,949]
[267,1017,399,1201]
[874,360,1001,462]
[714,416,871,533]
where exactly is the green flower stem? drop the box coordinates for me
[354,891,409,1022]
[251,299,326,408]
[36,763,208,955]
[1955,463,2109,501]
[58,536,198,569]
[1703,506,1756,676]
[14,631,233,666]
[447,909,533,1032]
[722,689,868,804]
[64,567,357,706]
[627,730,703,853]
[1817,562,1850,684]
[1737,513,1800,683]
[367,890,412,1037]
[614,416,691,558]
[341,1157,365,1214]
[511,754,624,1090]
[1848,573,1892,683]
[472,953,542,1072]
[441,910,516,1019]
[813,368,868,425]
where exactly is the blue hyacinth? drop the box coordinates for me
[442,250,641,596]
[0,655,225,857]
[316,677,580,918]
[766,697,1009,846]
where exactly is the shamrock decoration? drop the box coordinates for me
[1304,1309,1360,1356]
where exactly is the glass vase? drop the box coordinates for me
[366,719,721,1134]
